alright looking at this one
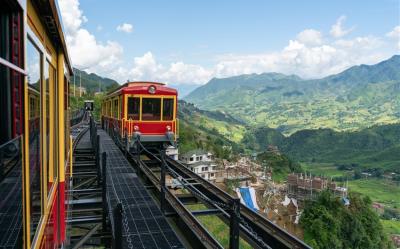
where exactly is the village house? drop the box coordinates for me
[179,150,219,182]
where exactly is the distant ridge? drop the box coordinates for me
[185,55,400,134]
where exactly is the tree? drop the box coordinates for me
[300,191,392,249]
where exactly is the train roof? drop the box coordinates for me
[32,0,73,75]
[105,81,178,97]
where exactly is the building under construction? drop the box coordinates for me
[287,173,348,201]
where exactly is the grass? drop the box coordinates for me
[186,204,252,249]
[300,164,400,209]
[272,171,288,183]
[348,179,400,209]
[381,219,400,235]
[301,162,352,178]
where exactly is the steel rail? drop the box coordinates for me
[130,151,224,249]
[133,150,266,248]
[111,131,310,249]
[164,157,311,249]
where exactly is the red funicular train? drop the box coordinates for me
[0,0,74,248]
[102,82,178,148]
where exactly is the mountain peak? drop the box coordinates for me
[325,55,400,84]
[184,55,399,135]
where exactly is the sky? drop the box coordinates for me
[58,0,400,87]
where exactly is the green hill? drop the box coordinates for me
[185,55,400,135]
[178,100,245,158]
[72,68,120,94]
[243,124,400,172]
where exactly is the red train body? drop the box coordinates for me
[102,82,179,145]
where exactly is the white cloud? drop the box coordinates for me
[334,36,383,49]
[117,23,134,33]
[216,38,388,79]
[330,15,354,38]
[296,29,322,45]
[67,29,123,68]
[114,30,392,84]
[125,52,212,84]
[386,26,400,38]
[130,52,162,79]
[58,0,86,35]
[386,26,400,49]
[57,2,396,86]
[59,0,123,71]
[161,62,213,84]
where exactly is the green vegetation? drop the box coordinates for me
[300,191,392,249]
[381,220,400,235]
[256,151,302,182]
[178,101,245,159]
[69,67,116,120]
[301,163,351,178]
[243,124,400,172]
[70,93,104,120]
[301,164,400,205]
[348,179,400,209]
[186,55,400,135]
[225,179,241,194]
[186,204,252,248]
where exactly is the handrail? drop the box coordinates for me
[70,108,86,127]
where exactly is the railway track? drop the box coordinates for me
[164,156,309,249]
[115,138,311,249]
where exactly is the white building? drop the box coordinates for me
[179,150,219,181]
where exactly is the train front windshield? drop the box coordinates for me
[126,97,174,121]
[142,98,161,120]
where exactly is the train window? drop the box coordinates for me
[163,98,174,121]
[0,3,23,66]
[127,97,140,120]
[27,38,42,239]
[0,4,23,144]
[142,98,161,121]
[114,99,118,118]
[119,96,122,118]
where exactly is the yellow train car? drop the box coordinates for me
[0,0,73,248]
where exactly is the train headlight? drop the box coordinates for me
[148,85,156,94]
[134,125,139,131]
[166,125,171,131]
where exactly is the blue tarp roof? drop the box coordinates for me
[239,187,257,211]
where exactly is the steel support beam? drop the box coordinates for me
[71,223,101,249]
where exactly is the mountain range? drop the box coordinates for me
[72,56,400,173]
[185,55,400,135]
